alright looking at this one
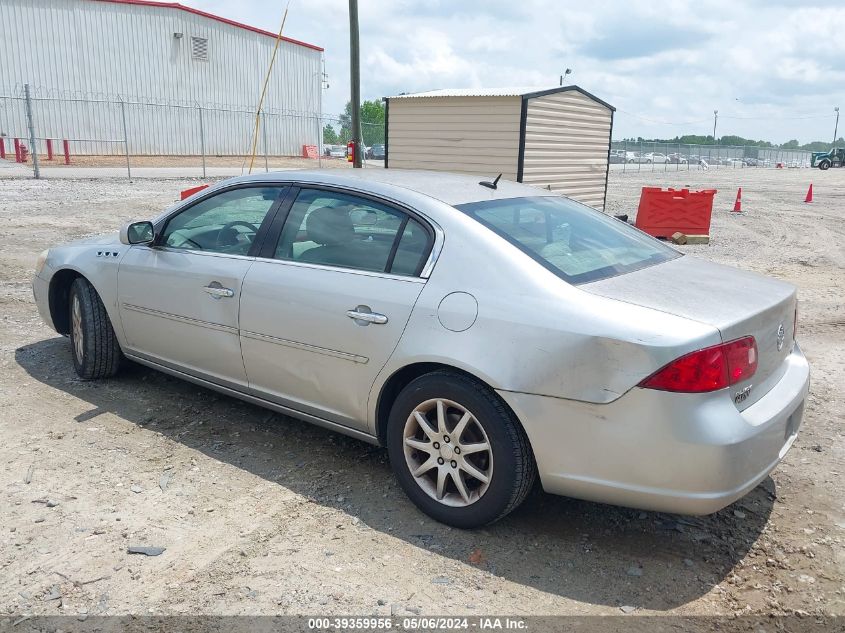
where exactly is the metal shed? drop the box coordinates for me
[384,86,615,209]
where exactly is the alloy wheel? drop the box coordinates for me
[71,293,84,363]
[402,398,493,507]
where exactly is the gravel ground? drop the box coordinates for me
[0,168,843,618]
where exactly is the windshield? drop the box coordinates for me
[456,196,679,284]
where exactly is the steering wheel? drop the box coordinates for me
[221,220,260,234]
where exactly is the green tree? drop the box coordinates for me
[617,133,831,150]
[799,139,842,151]
[338,99,386,145]
[322,123,338,145]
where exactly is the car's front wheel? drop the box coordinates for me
[387,371,535,528]
[69,277,123,379]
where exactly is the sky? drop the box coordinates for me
[193,0,844,144]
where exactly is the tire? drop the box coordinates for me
[818,160,831,171]
[69,277,123,379]
[386,371,536,528]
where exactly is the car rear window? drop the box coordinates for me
[456,196,679,284]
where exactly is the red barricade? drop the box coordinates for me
[180,184,209,200]
[635,187,717,238]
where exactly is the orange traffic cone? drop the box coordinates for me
[732,187,742,212]
[804,183,813,203]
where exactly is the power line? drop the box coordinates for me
[617,108,835,125]
[720,113,834,121]
[616,109,710,126]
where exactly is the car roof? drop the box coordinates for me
[228,169,557,207]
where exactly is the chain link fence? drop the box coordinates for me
[0,84,388,179]
[1,83,820,179]
[609,139,813,172]
[0,83,356,178]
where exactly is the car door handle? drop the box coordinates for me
[346,307,388,325]
[203,284,235,299]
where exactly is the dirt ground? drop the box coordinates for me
[0,167,843,619]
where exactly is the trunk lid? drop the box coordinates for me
[582,255,797,410]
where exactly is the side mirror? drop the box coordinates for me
[120,221,155,245]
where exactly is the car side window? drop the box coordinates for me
[390,218,431,276]
[273,189,431,276]
[160,186,286,256]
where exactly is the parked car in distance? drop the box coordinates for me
[328,145,346,159]
[32,170,809,528]
[667,153,688,164]
[369,144,386,160]
[609,149,626,164]
[644,152,670,164]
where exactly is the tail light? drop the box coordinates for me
[639,336,758,393]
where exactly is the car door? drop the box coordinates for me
[117,185,289,389]
[239,187,435,430]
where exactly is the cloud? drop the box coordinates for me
[577,22,712,61]
[190,0,845,143]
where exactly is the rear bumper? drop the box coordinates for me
[498,344,810,515]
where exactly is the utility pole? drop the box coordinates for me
[834,107,840,146]
[712,110,718,143]
[349,0,362,168]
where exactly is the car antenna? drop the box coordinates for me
[479,174,502,190]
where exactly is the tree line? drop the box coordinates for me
[322,99,385,146]
[619,134,844,152]
[323,101,843,153]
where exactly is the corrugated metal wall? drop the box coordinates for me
[387,96,521,179]
[522,91,612,209]
[0,0,322,155]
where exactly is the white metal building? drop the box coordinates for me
[385,87,615,209]
[0,0,323,155]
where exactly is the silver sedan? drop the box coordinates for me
[32,170,809,528]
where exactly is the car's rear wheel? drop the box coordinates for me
[386,371,535,528]
[69,277,123,379]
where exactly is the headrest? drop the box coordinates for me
[305,205,355,245]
